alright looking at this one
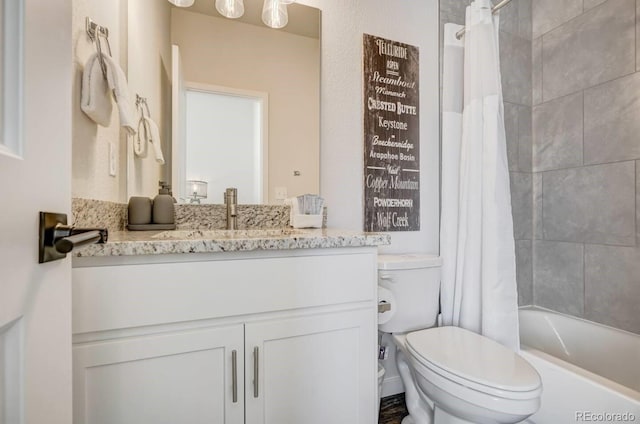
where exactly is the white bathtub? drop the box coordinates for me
[519,307,640,423]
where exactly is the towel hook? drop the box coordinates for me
[135,94,151,118]
[86,17,113,81]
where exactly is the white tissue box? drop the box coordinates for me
[291,214,323,229]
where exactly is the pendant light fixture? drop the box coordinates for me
[168,0,195,7]
[216,0,245,18]
[262,0,288,29]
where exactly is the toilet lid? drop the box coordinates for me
[406,327,541,393]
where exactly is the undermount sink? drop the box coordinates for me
[151,228,310,240]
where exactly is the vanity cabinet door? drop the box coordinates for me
[73,324,244,424]
[244,309,377,424]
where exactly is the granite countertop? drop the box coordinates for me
[72,228,391,257]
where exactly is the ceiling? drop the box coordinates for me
[173,0,321,39]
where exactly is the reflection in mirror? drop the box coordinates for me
[183,85,267,204]
[128,0,320,204]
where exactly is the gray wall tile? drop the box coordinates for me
[511,172,533,239]
[500,1,520,38]
[518,105,532,172]
[584,0,608,10]
[532,0,582,39]
[533,92,583,172]
[637,0,640,71]
[500,33,532,105]
[500,0,532,40]
[543,162,636,245]
[517,240,533,306]
[585,244,640,334]
[584,72,640,164]
[505,102,519,172]
[637,161,639,245]
[440,0,470,19]
[532,37,543,105]
[533,240,584,316]
[542,0,635,101]
[533,173,543,239]
[517,0,532,41]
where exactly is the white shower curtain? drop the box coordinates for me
[440,0,520,351]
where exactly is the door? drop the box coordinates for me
[73,325,244,424]
[244,309,377,424]
[0,1,73,424]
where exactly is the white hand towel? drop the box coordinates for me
[80,53,137,135]
[80,53,113,127]
[102,54,137,135]
[143,116,165,164]
[133,113,149,158]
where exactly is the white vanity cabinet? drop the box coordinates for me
[72,248,378,424]
[73,324,244,424]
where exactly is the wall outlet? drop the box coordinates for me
[108,142,117,177]
[275,186,288,200]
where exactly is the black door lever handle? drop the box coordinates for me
[39,212,108,263]
[53,226,108,254]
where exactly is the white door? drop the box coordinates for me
[73,325,244,424]
[0,1,73,423]
[245,310,377,424]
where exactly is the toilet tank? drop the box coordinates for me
[378,254,442,333]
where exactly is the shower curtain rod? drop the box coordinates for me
[455,0,514,39]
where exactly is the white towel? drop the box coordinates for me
[143,116,165,164]
[80,53,137,135]
[133,114,165,164]
[80,53,113,127]
[102,54,137,135]
[133,113,149,158]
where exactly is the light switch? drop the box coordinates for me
[275,186,287,200]
[108,142,117,177]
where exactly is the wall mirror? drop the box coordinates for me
[128,0,321,204]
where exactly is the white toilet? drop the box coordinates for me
[378,254,542,424]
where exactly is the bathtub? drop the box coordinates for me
[519,307,640,423]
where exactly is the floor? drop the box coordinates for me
[378,394,409,424]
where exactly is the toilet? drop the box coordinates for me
[378,254,542,424]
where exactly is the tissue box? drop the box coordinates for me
[291,214,323,229]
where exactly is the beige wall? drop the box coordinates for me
[72,0,128,202]
[171,9,320,203]
[72,0,170,202]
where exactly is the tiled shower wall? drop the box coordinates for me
[439,0,535,306]
[531,0,640,334]
[440,0,639,335]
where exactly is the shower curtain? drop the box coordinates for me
[440,0,519,350]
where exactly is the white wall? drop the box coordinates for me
[72,0,128,202]
[72,0,170,202]
[299,0,440,254]
[297,0,440,396]
[172,9,320,203]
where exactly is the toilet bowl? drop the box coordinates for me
[378,254,541,424]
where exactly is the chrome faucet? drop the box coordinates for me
[224,188,238,230]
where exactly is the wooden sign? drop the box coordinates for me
[363,34,420,232]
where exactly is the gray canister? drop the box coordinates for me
[152,194,175,224]
[128,197,153,225]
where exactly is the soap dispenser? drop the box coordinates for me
[153,181,176,225]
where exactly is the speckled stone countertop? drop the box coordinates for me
[72,228,390,257]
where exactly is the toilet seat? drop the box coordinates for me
[405,327,542,400]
